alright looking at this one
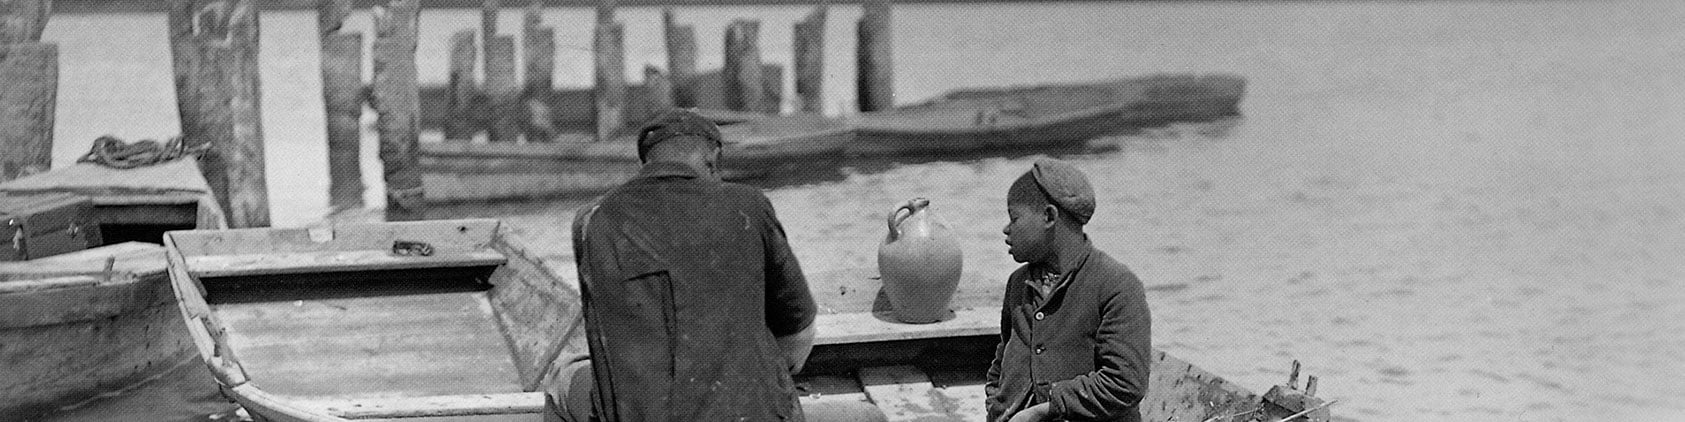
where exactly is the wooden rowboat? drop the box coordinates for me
[0,243,200,418]
[0,159,229,243]
[0,159,230,419]
[163,219,1329,421]
[419,73,1244,203]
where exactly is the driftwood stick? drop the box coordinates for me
[372,0,423,221]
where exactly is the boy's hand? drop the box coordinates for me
[1008,403,1051,422]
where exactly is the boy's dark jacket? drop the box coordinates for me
[986,244,1152,422]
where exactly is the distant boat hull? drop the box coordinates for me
[419,74,1244,204]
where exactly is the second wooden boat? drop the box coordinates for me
[419,73,1244,203]
[163,219,1329,421]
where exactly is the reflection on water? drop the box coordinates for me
[33,0,1685,421]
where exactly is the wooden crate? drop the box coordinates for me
[1,193,103,261]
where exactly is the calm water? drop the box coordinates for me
[33,1,1685,421]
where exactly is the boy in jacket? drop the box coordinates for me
[986,159,1153,422]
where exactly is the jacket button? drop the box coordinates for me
[1034,312,1045,321]
[1034,346,1045,355]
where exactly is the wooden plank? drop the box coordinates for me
[215,291,524,398]
[0,272,169,328]
[296,392,544,419]
[859,365,974,422]
[0,43,56,182]
[1141,350,1261,422]
[372,0,423,221]
[185,249,506,278]
[0,241,163,278]
[856,0,893,112]
[165,219,501,257]
[814,308,996,345]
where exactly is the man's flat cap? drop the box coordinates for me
[1031,158,1096,224]
[637,109,723,161]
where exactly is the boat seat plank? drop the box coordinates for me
[814,307,998,345]
[215,291,524,399]
[295,392,545,419]
[859,365,979,422]
[186,249,506,278]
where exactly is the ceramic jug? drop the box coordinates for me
[876,198,963,323]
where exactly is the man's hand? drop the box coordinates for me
[1008,403,1051,422]
[774,324,816,373]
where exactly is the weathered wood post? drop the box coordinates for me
[480,0,498,73]
[484,35,519,143]
[722,20,767,113]
[592,2,624,141]
[168,0,270,228]
[662,9,696,108]
[856,0,893,112]
[0,0,54,182]
[445,30,478,141]
[793,6,826,114]
[642,65,672,119]
[317,0,364,210]
[522,0,556,142]
[371,0,423,221]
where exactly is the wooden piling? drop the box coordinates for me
[723,20,768,113]
[0,0,53,182]
[167,0,232,205]
[483,35,519,143]
[168,0,269,228]
[317,0,364,210]
[592,20,624,141]
[480,0,498,72]
[0,0,49,44]
[642,65,673,121]
[793,6,826,114]
[856,0,893,112]
[662,9,696,108]
[225,0,269,227]
[0,43,55,182]
[522,1,556,142]
[371,0,423,221]
[445,30,479,141]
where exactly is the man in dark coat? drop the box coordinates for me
[560,109,819,421]
[987,159,1153,422]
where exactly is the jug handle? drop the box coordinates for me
[885,198,930,241]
